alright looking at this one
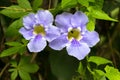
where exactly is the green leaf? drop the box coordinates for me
[19,70,31,80]
[78,62,85,75]
[9,69,16,72]
[5,42,26,55]
[11,69,18,80]
[5,18,23,37]
[88,56,112,66]
[10,60,18,67]
[17,0,32,9]
[0,47,20,57]
[116,0,120,2]
[32,0,43,11]
[89,0,95,2]
[9,56,38,80]
[77,0,89,7]
[19,64,39,73]
[61,0,77,9]
[19,47,27,55]
[94,70,105,76]
[87,7,118,21]
[18,56,39,73]
[22,39,28,45]
[111,7,119,19]
[18,56,31,66]
[5,42,22,47]
[105,65,120,80]
[0,5,29,18]
[93,69,106,80]
[50,51,79,80]
[87,15,96,31]
[50,4,62,15]
[89,0,104,9]
[94,0,104,9]
[0,45,26,57]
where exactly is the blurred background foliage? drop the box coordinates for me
[0,0,120,80]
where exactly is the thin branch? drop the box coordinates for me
[30,53,38,63]
[107,33,117,67]
[0,54,17,77]
[48,0,51,9]
[0,63,10,77]
[38,73,43,80]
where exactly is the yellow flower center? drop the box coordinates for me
[33,25,46,36]
[68,28,82,41]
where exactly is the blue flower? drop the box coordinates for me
[49,11,100,60]
[19,10,60,52]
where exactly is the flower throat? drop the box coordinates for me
[68,28,82,41]
[33,25,45,36]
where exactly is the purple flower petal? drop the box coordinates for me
[23,13,36,29]
[66,40,90,60]
[19,27,35,40]
[27,35,47,52]
[71,11,88,28]
[82,31,100,47]
[55,12,72,32]
[35,10,53,26]
[45,25,60,42]
[49,34,69,50]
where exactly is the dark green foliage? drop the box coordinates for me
[0,0,120,80]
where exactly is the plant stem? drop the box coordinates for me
[48,0,51,9]
[38,73,43,80]
[53,0,58,8]
[0,63,10,77]
[30,53,38,63]
[0,54,17,77]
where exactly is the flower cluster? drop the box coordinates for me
[19,10,60,52]
[19,10,100,60]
